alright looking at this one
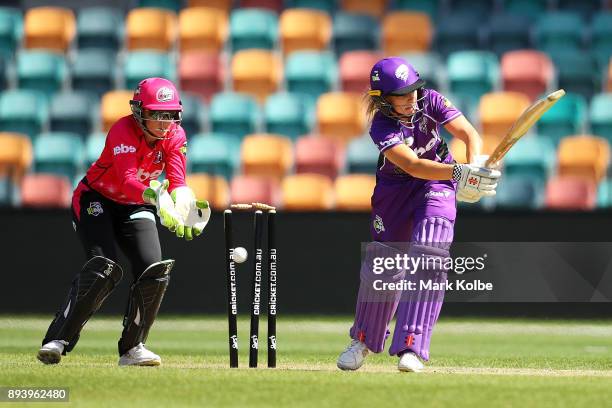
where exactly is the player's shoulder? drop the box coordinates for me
[370,111,400,136]
[106,115,140,143]
[166,126,187,149]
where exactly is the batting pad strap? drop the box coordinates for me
[130,211,156,223]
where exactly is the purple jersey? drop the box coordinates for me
[369,89,462,183]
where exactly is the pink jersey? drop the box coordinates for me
[82,115,187,205]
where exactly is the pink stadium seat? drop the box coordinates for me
[501,50,554,102]
[339,51,383,93]
[545,176,597,210]
[239,0,283,13]
[179,51,225,102]
[230,174,280,206]
[21,174,71,208]
[294,136,345,179]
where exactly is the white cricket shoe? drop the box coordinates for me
[398,351,424,373]
[37,340,67,365]
[118,343,161,366]
[337,339,369,371]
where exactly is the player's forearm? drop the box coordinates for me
[444,115,482,163]
[398,158,454,180]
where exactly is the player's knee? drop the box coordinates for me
[81,256,123,285]
[411,216,454,250]
[138,259,175,282]
[361,241,407,285]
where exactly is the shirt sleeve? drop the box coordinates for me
[165,128,188,194]
[108,123,148,202]
[369,117,404,153]
[428,90,463,125]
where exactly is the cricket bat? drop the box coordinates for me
[485,89,566,168]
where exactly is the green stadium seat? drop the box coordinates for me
[16,51,66,98]
[72,49,117,97]
[448,0,493,19]
[591,13,612,70]
[49,91,96,138]
[538,93,587,145]
[0,177,19,206]
[264,92,313,140]
[401,52,443,90]
[286,0,336,14]
[534,12,584,54]
[496,176,544,209]
[123,51,175,90]
[77,7,123,51]
[285,51,337,101]
[447,51,499,104]
[435,13,481,57]
[549,51,599,100]
[346,135,379,174]
[332,12,379,56]
[230,8,278,52]
[596,179,612,208]
[188,133,241,179]
[0,7,21,59]
[393,0,438,18]
[0,56,6,90]
[209,92,259,138]
[34,132,84,180]
[180,92,205,138]
[503,136,556,185]
[0,90,48,138]
[137,0,182,12]
[501,0,548,21]
[85,132,105,166]
[557,0,602,20]
[487,13,532,56]
[590,93,612,142]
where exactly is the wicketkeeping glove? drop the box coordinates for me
[142,179,185,236]
[171,186,211,240]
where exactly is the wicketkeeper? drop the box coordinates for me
[37,78,210,366]
[337,57,501,372]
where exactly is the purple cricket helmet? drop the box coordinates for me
[368,57,426,97]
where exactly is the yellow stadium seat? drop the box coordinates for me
[340,0,389,19]
[126,8,177,51]
[279,9,332,56]
[317,92,366,144]
[557,135,610,183]
[334,174,375,211]
[382,12,432,55]
[0,132,32,182]
[478,92,531,138]
[186,173,230,210]
[281,173,334,210]
[188,0,232,13]
[241,133,293,180]
[179,7,227,52]
[100,90,133,132]
[24,7,75,52]
[449,134,503,164]
[231,50,282,103]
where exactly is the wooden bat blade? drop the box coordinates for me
[485,89,565,167]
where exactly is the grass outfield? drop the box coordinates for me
[1,316,611,407]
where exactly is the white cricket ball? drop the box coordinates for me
[233,247,248,264]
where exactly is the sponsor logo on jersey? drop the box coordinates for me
[395,64,409,82]
[153,150,163,164]
[136,168,164,182]
[179,142,187,156]
[379,134,402,149]
[425,190,451,199]
[86,201,103,216]
[156,87,174,102]
[113,144,136,155]
[412,130,440,157]
[373,215,385,234]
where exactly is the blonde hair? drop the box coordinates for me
[363,91,380,124]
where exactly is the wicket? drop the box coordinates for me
[224,203,277,368]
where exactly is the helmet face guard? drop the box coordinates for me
[130,99,182,140]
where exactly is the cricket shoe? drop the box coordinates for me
[398,351,424,373]
[37,340,67,365]
[118,343,161,366]
[337,339,369,370]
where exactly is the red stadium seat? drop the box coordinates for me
[545,176,597,210]
[179,51,225,102]
[501,50,554,102]
[21,173,71,208]
[230,174,280,206]
[239,0,283,13]
[294,136,345,179]
[339,51,383,93]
